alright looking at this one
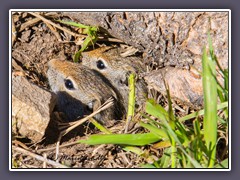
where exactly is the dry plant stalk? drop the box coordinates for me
[12,146,69,168]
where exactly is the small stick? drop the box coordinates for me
[43,153,47,168]
[19,12,64,32]
[19,18,42,32]
[12,146,69,168]
[37,141,78,153]
[28,12,81,38]
[97,36,124,43]
[120,47,138,57]
[12,140,29,150]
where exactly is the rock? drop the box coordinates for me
[12,75,56,142]
[144,67,203,107]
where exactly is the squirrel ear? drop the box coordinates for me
[100,46,114,53]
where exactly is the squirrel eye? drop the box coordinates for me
[64,79,74,90]
[96,60,105,70]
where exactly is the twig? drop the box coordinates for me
[97,36,124,43]
[19,12,63,32]
[12,146,69,168]
[19,18,42,32]
[28,12,81,38]
[36,141,79,153]
[12,140,29,150]
[120,47,139,57]
[43,153,47,168]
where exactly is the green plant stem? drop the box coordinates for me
[171,140,177,168]
[202,46,217,168]
[125,73,135,133]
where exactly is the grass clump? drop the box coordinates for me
[76,33,229,169]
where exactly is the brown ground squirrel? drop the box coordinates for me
[81,46,148,110]
[47,59,125,122]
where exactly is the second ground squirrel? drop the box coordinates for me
[81,46,148,110]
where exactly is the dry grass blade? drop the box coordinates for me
[120,47,139,57]
[19,12,59,32]
[28,12,83,38]
[12,146,69,168]
[43,153,47,168]
[36,141,79,153]
[19,18,42,32]
[97,36,124,43]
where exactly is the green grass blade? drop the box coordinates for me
[165,87,177,168]
[159,147,172,168]
[78,133,160,146]
[139,121,168,139]
[126,74,136,130]
[165,82,176,129]
[179,102,228,122]
[171,139,177,168]
[141,164,157,168]
[127,73,135,117]
[73,34,98,62]
[202,46,217,168]
[145,99,169,122]
[223,69,229,102]
[57,20,89,29]
[122,146,145,156]
[89,118,112,134]
[208,31,214,55]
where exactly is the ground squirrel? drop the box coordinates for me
[81,46,148,110]
[47,59,125,122]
